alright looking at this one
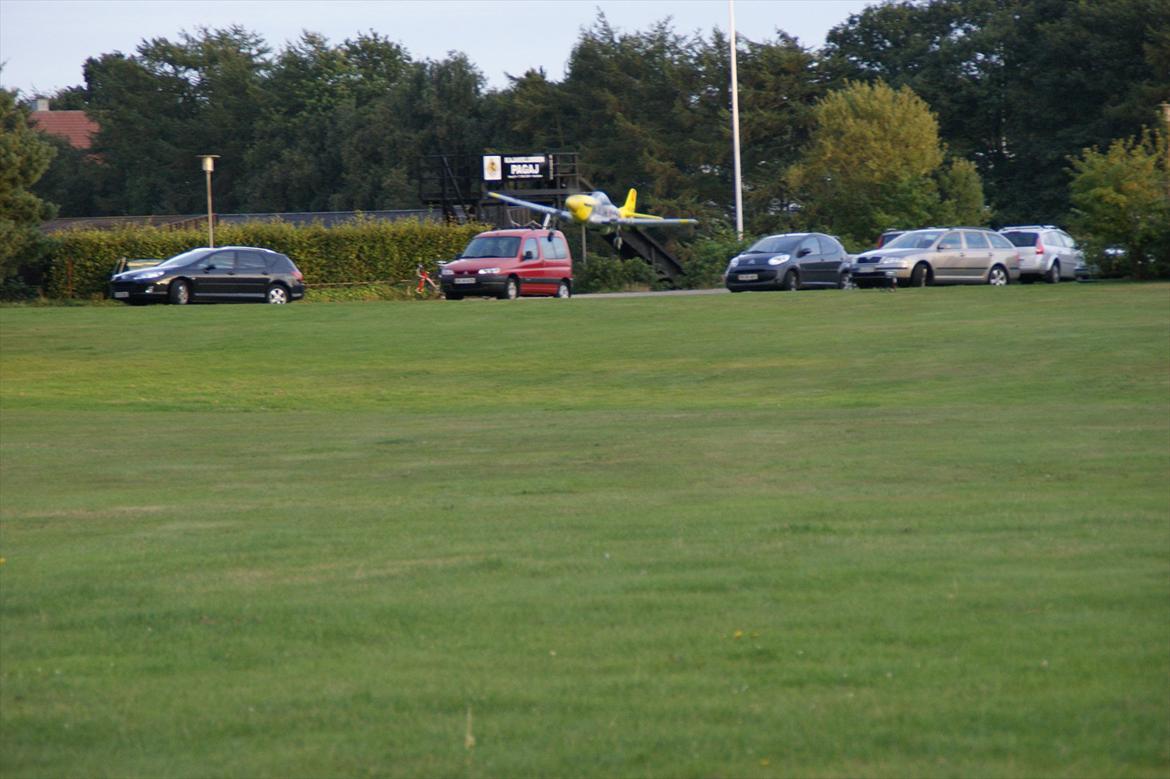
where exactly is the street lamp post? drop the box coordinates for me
[728,0,744,241]
[197,155,220,247]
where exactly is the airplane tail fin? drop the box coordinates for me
[619,188,662,221]
[619,189,638,218]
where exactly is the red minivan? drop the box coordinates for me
[439,228,573,300]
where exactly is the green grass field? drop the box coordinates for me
[2,283,1168,778]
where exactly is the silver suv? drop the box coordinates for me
[999,226,1085,283]
[852,228,1021,287]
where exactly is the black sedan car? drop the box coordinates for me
[724,233,853,292]
[109,246,305,305]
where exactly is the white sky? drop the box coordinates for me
[1,0,876,96]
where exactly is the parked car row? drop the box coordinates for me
[723,225,1090,292]
[108,224,1090,306]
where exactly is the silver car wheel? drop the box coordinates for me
[266,284,289,304]
[910,262,930,287]
[504,278,520,300]
[556,281,571,298]
[169,280,190,305]
[988,266,1009,286]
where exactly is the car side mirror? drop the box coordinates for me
[797,248,811,258]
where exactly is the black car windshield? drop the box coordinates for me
[156,248,216,269]
[1002,231,1039,247]
[462,236,520,258]
[745,235,801,254]
[884,230,944,250]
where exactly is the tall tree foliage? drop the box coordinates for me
[0,88,57,281]
[821,0,1170,224]
[79,26,272,215]
[787,80,984,248]
[1068,129,1170,278]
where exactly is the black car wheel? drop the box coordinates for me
[168,279,190,305]
[266,284,289,304]
[780,270,798,291]
[501,277,520,300]
[987,265,1009,286]
[838,271,855,290]
[1045,262,1060,284]
[910,263,930,287]
[556,280,571,299]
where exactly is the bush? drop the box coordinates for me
[42,218,489,299]
[675,226,750,289]
[573,254,657,293]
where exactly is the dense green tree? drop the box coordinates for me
[822,0,1170,224]
[243,32,413,211]
[1068,129,1170,278]
[29,134,101,217]
[0,88,57,282]
[735,33,825,233]
[787,80,969,248]
[934,157,988,226]
[81,26,271,215]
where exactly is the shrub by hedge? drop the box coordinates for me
[43,218,489,299]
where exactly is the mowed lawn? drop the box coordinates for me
[1,283,1167,779]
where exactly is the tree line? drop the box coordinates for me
[3,0,1169,283]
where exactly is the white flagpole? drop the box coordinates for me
[729,0,744,240]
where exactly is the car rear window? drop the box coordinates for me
[1002,231,1039,247]
[267,255,295,272]
[547,235,570,260]
[963,231,990,249]
[817,235,842,256]
[237,252,268,272]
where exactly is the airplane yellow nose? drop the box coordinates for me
[566,194,594,223]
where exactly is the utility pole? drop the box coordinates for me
[729,0,744,240]
[197,155,220,247]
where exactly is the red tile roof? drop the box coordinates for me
[30,110,99,150]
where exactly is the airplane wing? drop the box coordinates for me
[617,217,699,226]
[487,191,571,220]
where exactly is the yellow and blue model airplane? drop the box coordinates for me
[488,188,698,229]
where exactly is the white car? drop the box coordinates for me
[1000,226,1085,283]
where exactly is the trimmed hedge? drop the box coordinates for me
[44,218,490,299]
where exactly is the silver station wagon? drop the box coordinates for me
[852,228,1021,287]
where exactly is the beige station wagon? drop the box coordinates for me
[852,228,1021,287]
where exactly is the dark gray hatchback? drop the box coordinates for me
[724,233,853,292]
[109,246,305,305]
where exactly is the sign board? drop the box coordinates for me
[483,153,549,181]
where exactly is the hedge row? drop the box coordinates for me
[44,218,490,299]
